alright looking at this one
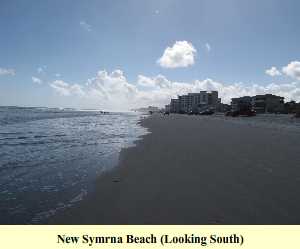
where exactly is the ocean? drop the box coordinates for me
[0,106,148,224]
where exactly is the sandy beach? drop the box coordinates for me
[50,114,300,224]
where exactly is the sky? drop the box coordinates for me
[0,0,300,110]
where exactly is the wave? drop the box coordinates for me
[0,110,147,224]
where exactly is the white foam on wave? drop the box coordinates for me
[30,189,88,224]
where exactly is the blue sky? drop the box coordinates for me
[1,0,300,110]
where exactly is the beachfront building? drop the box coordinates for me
[230,94,285,113]
[165,104,171,113]
[208,91,219,107]
[284,101,300,114]
[231,96,253,112]
[217,103,231,112]
[253,94,284,113]
[178,95,190,113]
[173,91,219,113]
[170,99,180,113]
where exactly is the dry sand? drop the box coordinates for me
[50,114,300,224]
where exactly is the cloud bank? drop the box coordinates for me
[265,61,300,80]
[50,69,300,111]
[157,41,197,68]
[50,80,85,97]
[282,61,300,80]
[0,68,15,76]
[265,66,281,77]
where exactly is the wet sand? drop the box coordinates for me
[50,114,300,224]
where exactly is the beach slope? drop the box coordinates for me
[51,114,300,224]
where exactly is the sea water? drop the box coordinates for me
[0,106,148,224]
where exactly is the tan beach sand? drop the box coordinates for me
[50,114,300,224]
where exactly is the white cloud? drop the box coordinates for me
[155,10,160,14]
[137,74,171,88]
[55,73,61,77]
[50,80,70,96]
[157,41,197,68]
[205,43,211,52]
[265,66,281,77]
[49,69,300,110]
[80,21,92,32]
[50,80,85,97]
[282,61,300,80]
[137,75,156,88]
[85,70,137,108]
[32,76,42,84]
[0,68,15,76]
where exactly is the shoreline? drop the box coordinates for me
[50,114,300,224]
